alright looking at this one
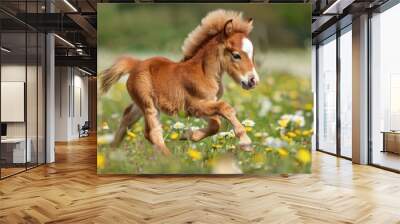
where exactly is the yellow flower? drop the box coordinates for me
[253,153,265,164]
[281,135,293,144]
[127,130,136,138]
[297,148,311,164]
[265,147,273,152]
[212,144,223,149]
[102,122,109,130]
[304,103,313,111]
[295,130,301,135]
[170,132,179,140]
[97,153,105,169]
[227,145,236,150]
[277,148,288,157]
[287,132,296,138]
[302,129,314,137]
[187,148,202,161]
[278,119,289,128]
[245,126,253,132]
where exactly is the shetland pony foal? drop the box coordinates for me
[100,10,260,155]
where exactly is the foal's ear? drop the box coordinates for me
[247,18,254,26]
[223,19,234,38]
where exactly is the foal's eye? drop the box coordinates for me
[231,52,241,60]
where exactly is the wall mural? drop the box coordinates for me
[97,4,312,174]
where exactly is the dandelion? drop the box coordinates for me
[304,103,313,111]
[278,118,290,128]
[245,126,253,132]
[170,132,179,140]
[297,148,311,164]
[242,119,255,127]
[172,122,185,130]
[302,129,313,136]
[97,153,105,169]
[127,130,136,139]
[277,148,288,157]
[281,135,293,144]
[187,148,202,161]
[287,132,297,138]
[265,147,273,152]
[101,122,109,130]
[253,153,265,164]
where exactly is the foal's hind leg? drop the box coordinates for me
[181,115,221,141]
[111,103,142,147]
[141,101,171,156]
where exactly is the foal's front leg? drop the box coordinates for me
[181,115,221,141]
[189,100,252,151]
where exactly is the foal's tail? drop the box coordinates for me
[99,56,140,94]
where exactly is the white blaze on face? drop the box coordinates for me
[242,38,253,60]
[241,38,259,83]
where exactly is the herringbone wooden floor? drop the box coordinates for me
[0,136,400,224]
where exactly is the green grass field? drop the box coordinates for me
[97,50,313,174]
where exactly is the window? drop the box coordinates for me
[317,35,337,154]
[339,27,352,158]
[370,3,400,171]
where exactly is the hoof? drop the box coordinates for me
[239,143,253,152]
[156,146,172,156]
[180,130,203,142]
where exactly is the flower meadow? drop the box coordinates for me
[98,51,313,174]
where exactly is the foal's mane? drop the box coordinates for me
[181,9,253,61]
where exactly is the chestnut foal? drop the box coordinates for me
[100,10,259,155]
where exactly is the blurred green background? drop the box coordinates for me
[97,4,313,174]
[98,4,311,53]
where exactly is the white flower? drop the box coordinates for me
[263,137,287,148]
[242,119,255,127]
[292,114,305,127]
[280,114,293,121]
[217,130,235,139]
[172,121,185,130]
[258,97,272,117]
[190,126,200,131]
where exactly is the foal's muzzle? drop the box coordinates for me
[240,74,259,90]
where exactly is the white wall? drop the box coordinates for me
[54,67,89,141]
